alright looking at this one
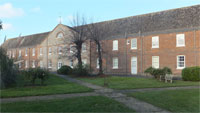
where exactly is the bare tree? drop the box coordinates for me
[64,14,88,70]
[87,21,114,75]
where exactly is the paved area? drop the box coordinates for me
[1,92,99,103]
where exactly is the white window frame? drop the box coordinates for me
[131,38,137,49]
[32,48,35,56]
[152,36,159,48]
[57,32,64,38]
[82,59,87,65]
[70,60,73,68]
[25,48,28,56]
[40,48,43,56]
[113,57,118,69]
[48,60,52,68]
[177,55,185,69]
[58,46,62,54]
[176,34,185,47]
[12,51,15,58]
[152,56,159,69]
[82,43,87,52]
[25,60,28,68]
[19,62,22,68]
[32,60,35,68]
[49,47,52,55]
[19,50,21,57]
[40,61,43,68]
[113,40,118,51]
[96,58,99,69]
[70,45,73,53]
[58,61,62,69]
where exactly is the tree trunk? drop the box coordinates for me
[77,44,82,69]
[97,42,103,75]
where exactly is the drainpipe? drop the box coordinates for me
[194,30,197,66]
[125,32,128,75]
[46,36,48,69]
[139,31,143,74]
[89,40,92,72]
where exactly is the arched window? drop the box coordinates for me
[57,32,64,38]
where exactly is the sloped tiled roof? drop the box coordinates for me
[2,32,50,49]
[94,5,200,39]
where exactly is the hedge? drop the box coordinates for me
[182,66,200,81]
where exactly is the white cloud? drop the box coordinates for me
[31,7,40,13]
[0,3,24,18]
[2,23,13,30]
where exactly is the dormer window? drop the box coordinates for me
[57,32,64,38]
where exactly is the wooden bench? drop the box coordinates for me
[165,74,173,83]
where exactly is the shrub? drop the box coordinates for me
[182,66,200,81]
[72,64,90,76]
[0,47,18,89]
[57,65,73,75]
[23,68,49,85]
[144,67,172,79]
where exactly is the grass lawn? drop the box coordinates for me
[79,76,200,90]
[0,74,92,98]
[128,89,200,112]
[1,96,135,112]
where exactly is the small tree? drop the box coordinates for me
[0,47,18,89]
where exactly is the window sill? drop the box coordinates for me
[177,67,185,70]
[176,45,185,47]
[112,67,118,69]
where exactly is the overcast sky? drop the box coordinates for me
[0,0,200,44]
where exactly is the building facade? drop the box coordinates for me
[2,5,200,76]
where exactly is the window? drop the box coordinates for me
[57,32,64,38]
[40,48,43,55]
[96,58,99,68]
[113,57,118,69]
[131,38,137,49]
[58,46,62,54]
[19,62,22,68]
[113,40,118,51]
[19,50,21,57]
[177,55,185,69]
[82,59,87,65]
[70,45,73,53]
[12,51,15,58]
[82,43,86,52]
[176,34,185,47]
[40,61,43,68]
[32,60,35,68]
[70,60,73,68]
[25,48,28,56]
[58,61,62,69]
[152,56,159,69]
[152,36,159,48]
[25,60,28,68]
[32,48,35,56]
[48,60,52,68]
[49,47,52,55]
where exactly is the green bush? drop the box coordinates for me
[144,67,172,79]
[182,66,200,81]
[57,65,73,75]
[72,64,90,76]
[22,68,49,85]
[0,47,18,89]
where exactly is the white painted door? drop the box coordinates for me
[131,57,137,74]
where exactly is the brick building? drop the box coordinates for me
[2,5,200,76]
